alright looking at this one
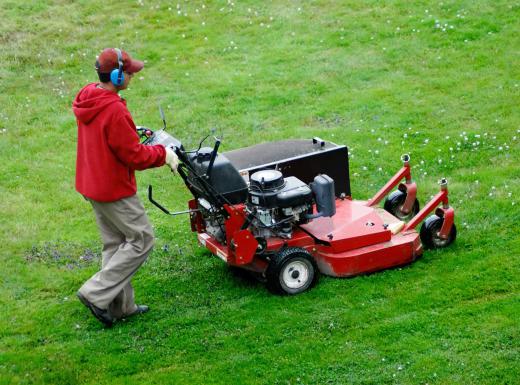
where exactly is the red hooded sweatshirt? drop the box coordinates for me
[73,83,166,202]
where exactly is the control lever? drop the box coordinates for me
[206,137,221,178]
[148,185,198,216]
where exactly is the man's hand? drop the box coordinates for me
[164,147,179,173]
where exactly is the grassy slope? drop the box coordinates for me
[0,0,519,384]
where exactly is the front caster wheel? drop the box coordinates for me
[384,189,420,221]
[420,215,457,249]
[266,247,318,295]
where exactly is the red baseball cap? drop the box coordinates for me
[95,48,144,74]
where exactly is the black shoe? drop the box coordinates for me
[124,305,149,318]
[77,292,114,328]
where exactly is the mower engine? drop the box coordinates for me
[247,169,312,239]
[247,169,337,240]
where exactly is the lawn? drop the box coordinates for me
[0,0,519,384]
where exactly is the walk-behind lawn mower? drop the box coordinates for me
[138,125,457,295]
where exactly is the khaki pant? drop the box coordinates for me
[78,194,154,319]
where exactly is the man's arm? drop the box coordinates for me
[107,107,166,170]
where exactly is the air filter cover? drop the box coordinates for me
[250,170,285,191]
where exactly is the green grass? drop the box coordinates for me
[1,0,519,384]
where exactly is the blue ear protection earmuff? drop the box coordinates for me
[110,48,124,86]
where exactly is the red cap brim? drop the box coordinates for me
[126,59,144,73]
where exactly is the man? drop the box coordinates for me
[72,48,178,327]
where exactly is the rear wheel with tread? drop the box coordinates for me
[266,247,318,295]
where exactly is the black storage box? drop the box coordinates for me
[223,138,350,198]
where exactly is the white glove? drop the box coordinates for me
[164,147,179,173]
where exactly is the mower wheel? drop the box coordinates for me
[420,215,457,249]
[384,190,420,221]
[266,247,318,295]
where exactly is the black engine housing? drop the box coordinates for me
[249,170,313,209]
[188,147,248,204]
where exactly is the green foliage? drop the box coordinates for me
[0,0,518,384]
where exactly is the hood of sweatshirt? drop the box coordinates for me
[72,83,124,124]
